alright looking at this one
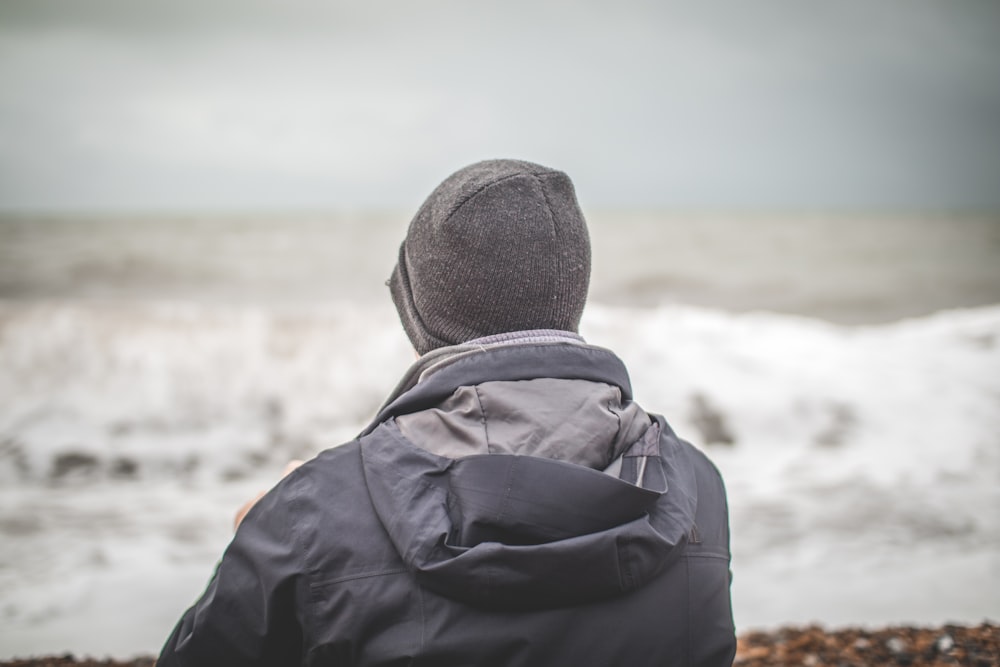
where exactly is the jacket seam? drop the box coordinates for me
[685,554,693,667]
[618,534,633,591]
[283,470,315,662]
[416,584,426,664]
[310,567,410,588]
[498,458,517,524]
[474,385,492,453]
[683,551,731,561]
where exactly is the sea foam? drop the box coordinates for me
[0,300,998,654]
[3,300,995,483]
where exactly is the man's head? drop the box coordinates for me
[389,159,591,355]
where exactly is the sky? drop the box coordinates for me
[0,0,998,213]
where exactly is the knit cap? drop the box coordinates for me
[389,159,591,355]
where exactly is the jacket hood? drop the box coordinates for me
[358,341,699,610]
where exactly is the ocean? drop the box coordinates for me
[0,213,998,657]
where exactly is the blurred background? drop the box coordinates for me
[1,0,998,658]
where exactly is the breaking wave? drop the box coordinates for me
[1,300,997,487]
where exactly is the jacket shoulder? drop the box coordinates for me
[285,437,424,662]
[284,439,402,570]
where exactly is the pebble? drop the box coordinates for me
[935,633,955,653]
[886,636,907,654]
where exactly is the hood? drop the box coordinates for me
[358,341,699,610]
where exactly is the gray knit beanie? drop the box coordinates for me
[389,159,591,355]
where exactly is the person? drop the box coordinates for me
[157,159,736,666]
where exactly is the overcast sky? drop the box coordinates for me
[1,0,998,213]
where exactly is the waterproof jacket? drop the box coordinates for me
[158,338,736,666]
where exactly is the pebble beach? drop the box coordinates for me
[2,623,997,666]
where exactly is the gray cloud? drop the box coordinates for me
[1,0,998,211]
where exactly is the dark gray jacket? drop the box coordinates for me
[158,339,735,666]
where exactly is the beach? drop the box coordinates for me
[3,623,998,666]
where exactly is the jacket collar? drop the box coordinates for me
[362,339,634,437]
